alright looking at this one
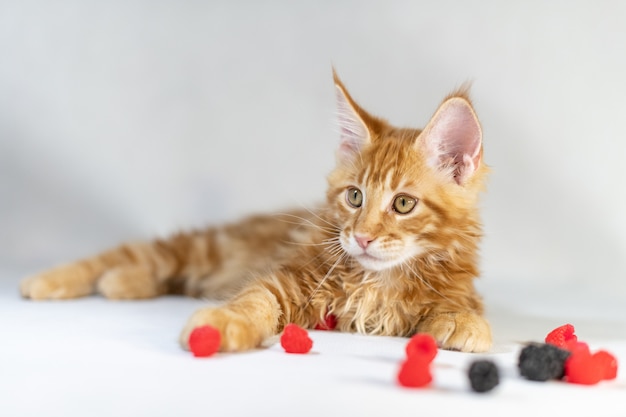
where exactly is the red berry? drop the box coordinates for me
[593,350,618,380]
[565,348,602,385]
[188,325,221,357]
[397,356,432,388]
[280,323,313,354]
[405,333,438,362]
[545,324,577,348]
[314,314,338,331]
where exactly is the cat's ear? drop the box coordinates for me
[333,70,372,162]
[419,95,483,185]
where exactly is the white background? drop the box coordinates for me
[2,3,626,416]
[1,1,625,312]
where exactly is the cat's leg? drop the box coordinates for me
[21,210,317,301]
[20,259,104,300]
[19,232,212,300]
[179,271,313,352]
[20,240,177,300]
[417,311,492,353]
[96,264,164,299]
[180,285,281,352]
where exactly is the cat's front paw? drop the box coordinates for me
[20,264,96,300]
[180,308,264,353]
[418,312,492,353]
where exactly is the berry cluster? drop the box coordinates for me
[397,335,501,393]
[519,324,618,385]
[186,322,619,394]
[519,324,617,385]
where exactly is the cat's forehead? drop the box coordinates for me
[358,133,428,192]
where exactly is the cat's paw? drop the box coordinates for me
[418,312,492,353]
[20,264,96,300]
[179,308,264,352]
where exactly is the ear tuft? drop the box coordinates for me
[420,97,483,185]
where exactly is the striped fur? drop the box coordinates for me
[21,74,492,353]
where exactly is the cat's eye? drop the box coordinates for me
[392,195,417,214]
[346,187,363,208]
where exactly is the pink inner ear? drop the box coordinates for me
[337,114,363,155]
[335,86,370,161]
[424,98,482,184]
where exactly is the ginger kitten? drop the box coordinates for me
[21,72,492,353]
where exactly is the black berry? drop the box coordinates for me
[518,343,571,381]
[468,360,500,393]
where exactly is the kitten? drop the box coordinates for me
[20,71,492,353]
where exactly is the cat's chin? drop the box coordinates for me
[353,254,401,272]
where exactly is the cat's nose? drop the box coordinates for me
[354,234,374,249]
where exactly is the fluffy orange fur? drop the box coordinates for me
[20,72,492,353]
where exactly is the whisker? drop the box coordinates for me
[286,239,346,273]
[278,239,340,248]
[293,204,342,231]
[327,244,344,255]
[274,214,339,234]
[305,252,347,307]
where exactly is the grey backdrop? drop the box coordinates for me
[1,1,625,312]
